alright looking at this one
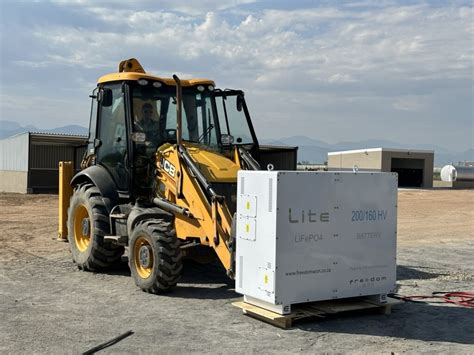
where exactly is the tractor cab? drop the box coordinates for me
[84,59,259,198]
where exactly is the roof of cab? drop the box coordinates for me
[97,72,215,87]
[97,58,215,86]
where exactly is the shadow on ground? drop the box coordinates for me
[397,265,447,280]
[298,301,474,345]
[100,257,232,281]
[169,260,237,300]
[99,258,238,300]
[180,260,231,284]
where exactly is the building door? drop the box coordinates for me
[391,158,424,187]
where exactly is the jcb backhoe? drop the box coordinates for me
[58,58,263,293]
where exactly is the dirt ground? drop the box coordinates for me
[0,189,473,353]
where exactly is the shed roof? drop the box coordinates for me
[1,131,87,145]
[328,148,434,156]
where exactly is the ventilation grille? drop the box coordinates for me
[240,176,245,195]
[268,178,273,212]
[238,256,244,289]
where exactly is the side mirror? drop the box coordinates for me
[100,88,113,107]
[236,95,244,112]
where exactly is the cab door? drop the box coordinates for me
[95,83,129,191]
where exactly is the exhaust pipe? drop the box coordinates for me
[173,74,183,146]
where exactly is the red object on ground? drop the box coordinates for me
[394,292,474,308]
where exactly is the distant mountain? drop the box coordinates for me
[0,120,37,139]
[454,148,474,164]
[261,135,472,166]
[1,122,470,166]
[0,120,88,139]
[1,120,35,131]
[262,135,333,149]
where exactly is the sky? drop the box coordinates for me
[0,0,472,152]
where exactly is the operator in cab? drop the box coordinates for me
[133,102,161,191]
[135,103,160,143]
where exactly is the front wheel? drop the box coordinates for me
[129,219,182,293]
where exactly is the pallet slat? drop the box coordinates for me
[232,297,401,329]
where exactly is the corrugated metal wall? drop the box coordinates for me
[0,133,29,171]
[28,142,86,193]
[29,144,81,169]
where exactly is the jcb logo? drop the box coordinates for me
[161,158,176,178]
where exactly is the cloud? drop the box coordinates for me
[24,4,472,85]
[0,1,472,151]
[52,0,258,15]
[392,96,429,111]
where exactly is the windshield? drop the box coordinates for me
[214,90,255,145]
[131,84,218,149]
[130,83,256,151]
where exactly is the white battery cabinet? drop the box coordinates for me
[235,171,398,314]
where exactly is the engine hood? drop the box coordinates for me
[158,143,239,183]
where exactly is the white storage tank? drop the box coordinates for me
[235,171,398,314]
[440,165,474,182]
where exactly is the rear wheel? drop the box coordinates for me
[129,219,182,293]
[67,183,123,271]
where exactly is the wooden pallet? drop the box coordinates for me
[232,297,401,329]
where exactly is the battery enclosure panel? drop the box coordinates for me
[235,171,397,311]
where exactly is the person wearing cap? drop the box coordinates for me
[135,103,159,136]
[133,103,160,189]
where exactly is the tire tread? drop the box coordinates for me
[67,183,123,271]
[129,218,182,293]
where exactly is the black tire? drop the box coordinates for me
[67,183,124,271]
[129,219,182,293]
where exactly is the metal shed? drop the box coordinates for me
[0,134,297,193]
[0,132,87,193]
[327,148,434,188]
[258,145,298,170]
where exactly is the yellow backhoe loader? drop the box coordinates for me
[58,58,265,292]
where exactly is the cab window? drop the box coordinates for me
[96,83,128,190]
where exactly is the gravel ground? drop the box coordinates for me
[0,190,473,354]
